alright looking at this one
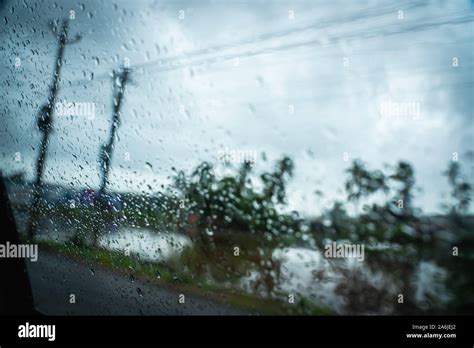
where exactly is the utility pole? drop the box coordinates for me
[27,19,81,240]
[90,67,129,246]
[98,67,130,196]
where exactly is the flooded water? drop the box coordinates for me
[98,227,192,262]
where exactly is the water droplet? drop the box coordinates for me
[136,287,143,298]
[145,162,153,172]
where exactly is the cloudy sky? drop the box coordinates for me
[1,0,473,216]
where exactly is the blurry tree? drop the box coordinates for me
[261,156,294,204]
[171,156,297,297]
[444,161,472,214]
[345,159,388,203]
[443,161,474,313]
[389,161,416,216]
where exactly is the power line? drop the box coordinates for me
[58,2,428,89]
[60,11,474,91]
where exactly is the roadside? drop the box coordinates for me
[30,241,333,315]
[27,246,251,315]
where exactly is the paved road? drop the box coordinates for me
[26,250,252,315]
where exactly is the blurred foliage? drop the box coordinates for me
[9,154,473,314]
[171,156,297,296]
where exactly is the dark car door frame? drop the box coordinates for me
[0,172,37,315]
